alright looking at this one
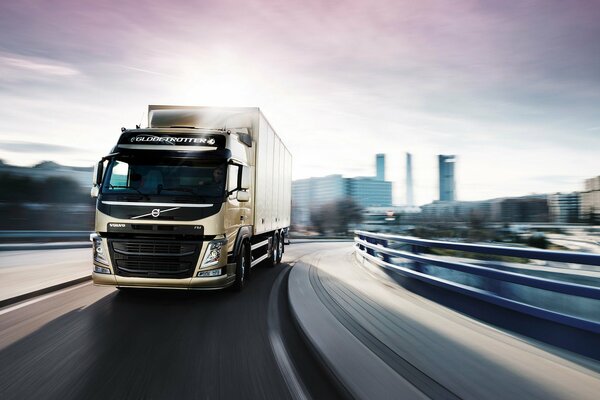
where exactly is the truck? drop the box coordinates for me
[90,106,292,291]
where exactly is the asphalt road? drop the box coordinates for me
[3,240,598,400]
[294,245,600,399]
[0,243,343,400]
[0,248,90,302]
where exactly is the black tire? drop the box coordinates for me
[275,232,284,264]
[267,234,277,267]
[233,242,248,291]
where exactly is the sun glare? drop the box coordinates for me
[171,53,264,107]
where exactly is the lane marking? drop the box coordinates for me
[267,267,311,400]
[0,281,92,316]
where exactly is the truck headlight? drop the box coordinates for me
[201,239,227,268]
[91,234,109,267]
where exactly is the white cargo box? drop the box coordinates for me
[147,105,292,235]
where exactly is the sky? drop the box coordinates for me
[0,0,598,205]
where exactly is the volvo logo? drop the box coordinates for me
[131,206,181,220]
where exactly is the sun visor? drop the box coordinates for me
[148,106,257,131]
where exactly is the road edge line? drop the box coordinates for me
[267,266,311,400]
[0,275,92,309]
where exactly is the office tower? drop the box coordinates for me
[438,155,456,201]
[548,192,580,223]
[406,152,414,206]
[580,175,600,220]
[376,154,385,181]
[347,177,393,208]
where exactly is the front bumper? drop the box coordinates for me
[92,263,236,290]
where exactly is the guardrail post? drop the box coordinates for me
[357,234,365,252]
[366,236,375,256]
[378,238,391,263]
[411,244,424,272]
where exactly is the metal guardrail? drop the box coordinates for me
[354,230,600,334]
[0,231,92,239]
[0,231,93,250]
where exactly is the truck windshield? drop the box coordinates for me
[102,156,227,199]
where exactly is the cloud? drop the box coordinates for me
[0,0,599,203]
[0,54,79,76]
[116,65,172,77]
[0,52,80,84]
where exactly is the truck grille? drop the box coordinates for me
[109,239,200,278]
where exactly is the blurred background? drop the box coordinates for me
[1,1,599,247]
[1,2,599,399]
[0,161,93,235]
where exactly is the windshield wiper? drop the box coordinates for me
[158,187,197,194]
[164,192,223,202]
[109,184,144,195]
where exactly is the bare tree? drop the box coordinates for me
[310,198,363,235]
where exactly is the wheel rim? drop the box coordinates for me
[240,248,246,283]
[278,237,283,259]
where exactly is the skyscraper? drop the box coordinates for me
[376,154,385,181]
[406,152,414,206]
[438,155,456,201]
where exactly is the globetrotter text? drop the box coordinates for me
[130,136,216,145]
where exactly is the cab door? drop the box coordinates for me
[224,163,245,249]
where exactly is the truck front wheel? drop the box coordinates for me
[233,241,249,291]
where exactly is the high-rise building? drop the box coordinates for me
[438,155,456,201]
[406,152,414,206]
[348,177,393,208]
[548,192,580,223]
[491,195,549,223]
[376,154,385,181]
[580,176,600,221]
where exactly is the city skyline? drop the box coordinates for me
[1,156,597,209]
[1,1,599,204]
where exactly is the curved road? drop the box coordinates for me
[0,242,343,400]
[2,241,599,399]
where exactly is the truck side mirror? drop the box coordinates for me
[236,191,250,202]
[91,160,104,198]
[92,160,104,186]
[240,166,251,190]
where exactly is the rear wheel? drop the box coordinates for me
[275,232,284,264]
[233,242,248,291]
[267,234,278,267]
